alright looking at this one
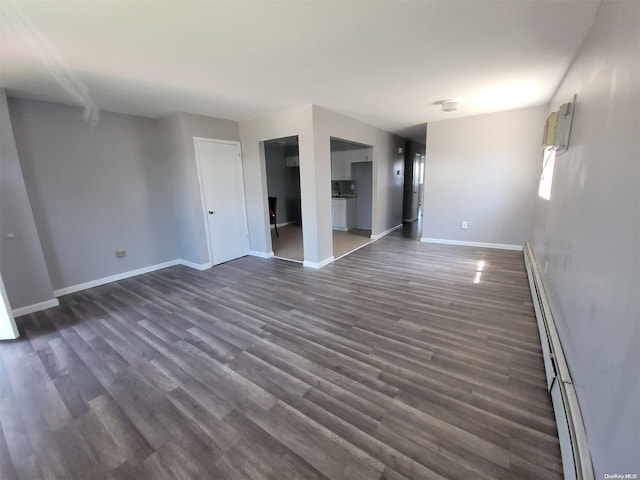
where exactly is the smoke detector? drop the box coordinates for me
[442,100,458,112]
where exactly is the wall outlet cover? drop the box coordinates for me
[461,221,468,230]
[116,250,126,258]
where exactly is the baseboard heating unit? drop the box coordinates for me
[523,242,594,480]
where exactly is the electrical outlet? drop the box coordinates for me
[116,250,126,258]
[461,221,468,230]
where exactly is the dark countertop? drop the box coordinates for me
[331,194,357,199]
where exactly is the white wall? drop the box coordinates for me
[312,106,405,241]
[0,91,56,312]
[422,106,547,247]
[240,105,403,265]
[239,106,317,260]
[160,112,239,265]
[8,98,179,290]
[529,0,639,476]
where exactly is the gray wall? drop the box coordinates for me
[422,106,547,246]
[239,106,316,260]
[352,161,372,230]
[8,98,179,290]
[160,112,239,265]
[312,106,405,240]
[0,90,55,309]
[529,1,639,475]
[240,105,403,264]
[265,144,300,224]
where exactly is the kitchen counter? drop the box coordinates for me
[331,194,357,199]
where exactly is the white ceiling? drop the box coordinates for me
[0,0,600,142]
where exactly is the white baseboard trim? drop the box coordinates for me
[178,259,212,270]
[54,259,182,297]
[370,224,402,240]
[523,242,594,480]
[303,256,335,269]
[419,238,523,251]
[51,251,282,298]
[12,298,60,317]
[332,226,349,232]
[250,250,275,259]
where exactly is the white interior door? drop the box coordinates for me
[195,138,250,265]
[0,273,19,340]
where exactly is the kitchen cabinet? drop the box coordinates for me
[347,197,356,230]
[349,148,370,163]
[332,199,346,230]
[331,149,371,180]
[331,151,350,180]
[332,197,356,231]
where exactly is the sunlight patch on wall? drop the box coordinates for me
[538,147,556,200]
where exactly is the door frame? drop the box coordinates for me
[193,137,249,266]
[0,274,19,340]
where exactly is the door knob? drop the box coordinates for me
[208,210,216,215]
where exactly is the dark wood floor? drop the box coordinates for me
[0,226,562,479]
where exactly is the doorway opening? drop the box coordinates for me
[330,137,374,259]
[263,135,303,262]
[402,140,426,239]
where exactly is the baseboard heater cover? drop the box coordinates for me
[523,242,594,480]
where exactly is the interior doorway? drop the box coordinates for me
[330,137,374,259]
[263,136,303,262]
[402,140,426,224]
[194,138,250,265]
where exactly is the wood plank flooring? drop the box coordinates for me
[0,228,562,479]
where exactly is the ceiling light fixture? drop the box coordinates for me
[442,100,458,112]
